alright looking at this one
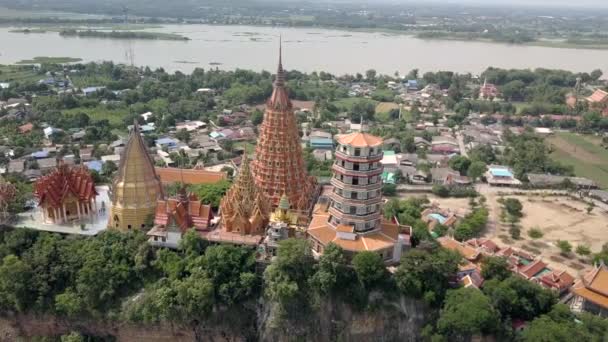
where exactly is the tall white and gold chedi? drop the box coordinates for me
[108,121,163,231]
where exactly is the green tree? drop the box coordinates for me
[576,245,591,257]
[179,229,207,256]
[436,288,500,340]
[482,276,557,320]
[175,128,191,143]
[264,239,314,315]
[481,256,511,282]
[449,156,471,176]
[557,240,572,255]
[352,251,386,289]
[503,198,523,218]
[251,109,264,125]
[198,245,257,306]
[310,243,349,295]
[467,161,487,182]
[60,332,85,342]
[101,160,117,176]
[394,247,461,306]
[0,254,33,312]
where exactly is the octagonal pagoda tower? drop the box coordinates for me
[328,132,384,232]
[250,41,317,211]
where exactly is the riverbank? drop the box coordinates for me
[59,29,189,41]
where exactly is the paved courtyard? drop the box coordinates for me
[14,185,110,236]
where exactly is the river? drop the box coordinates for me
[1,24,607,75]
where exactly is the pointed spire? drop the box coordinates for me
[275,35,286,87]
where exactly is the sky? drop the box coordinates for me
[406,0,608,8]
[354,0,608,9]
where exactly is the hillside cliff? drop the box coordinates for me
[0,296,428,341]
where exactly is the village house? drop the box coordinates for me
[485,165,521,187]
[479,79,500,100]
[586,89,608,116]
[527,173,597,189]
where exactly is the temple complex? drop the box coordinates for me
[219,155,271,237]
[250,42,318,211]
[108,122,164,231]
[307,132,410,262]
[34,164,97,224]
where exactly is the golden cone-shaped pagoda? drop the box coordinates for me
[108,121,163,231]
[250,40,317,210]
[220,155,271,235]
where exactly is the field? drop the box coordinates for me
[375,102,399,114]
[409,190,608,276]
[484,193,608,276]
[63,106,128,126]
[16,56,82,65]
[0,65,40,83]
[546,132,608,188]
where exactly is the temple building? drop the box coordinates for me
[108,122,164,231]
[147,187,214,242]
[34,164,97,224]
[250,42,318,211]
[219,156,271,237]
[571,262,608,316]
[307,132,410,262]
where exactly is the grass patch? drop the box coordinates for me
[332,97,379,111]
[528,228,544,239]
[63,106,128,127]
[234,142,256,154]
[16,56,82,65]
[375,102,400,114]
[0,64,41,83]
[59,29,189,41]
[547,132,608,188]
[9,28,48,33]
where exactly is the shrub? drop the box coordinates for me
[510,226,521,240]
[556,240,572,255]
[576,245,591,256]
[528,228,543,239]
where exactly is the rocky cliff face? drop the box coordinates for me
[0,296,428,342]
[259,295,428,342]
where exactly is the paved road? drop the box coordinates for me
[456,133,468,158]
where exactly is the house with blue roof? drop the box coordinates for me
[155,138,178,150]
[485,165,521,187]
[31,150,50,159]
[309,137,334,150]
[85,160,104,173]
[406,80,419,91]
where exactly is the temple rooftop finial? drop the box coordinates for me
[275,35,286,87]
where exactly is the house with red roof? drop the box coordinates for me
[536,269,575,295]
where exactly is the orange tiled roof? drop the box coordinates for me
[573,265,608,309]
[336,224,354,233]
[307,213,398,252]
[437,236,480,261]
[18,123,34,134]
[336,132,383,148]
[518,259,548,279]
[587,89,608,103]
[538,270,574,291]
[155,167,226,185]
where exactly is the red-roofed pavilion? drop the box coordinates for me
[34,164,98,223]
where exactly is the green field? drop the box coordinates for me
[0,65,40,83]
[63,106,128,126]
[16,56,82,65]
[547,132,608,188]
